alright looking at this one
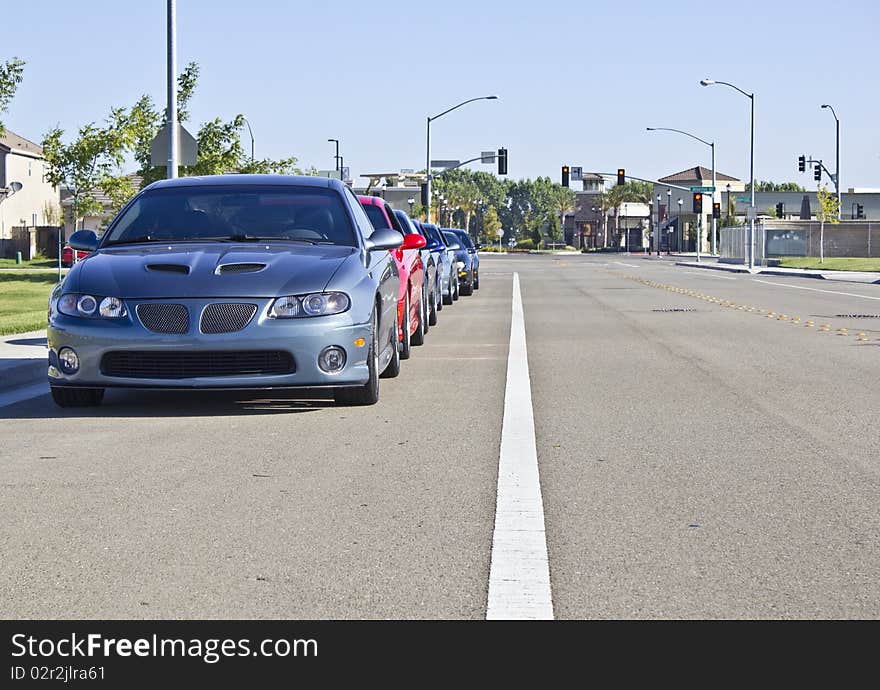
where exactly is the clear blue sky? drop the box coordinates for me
[5,0,879,189]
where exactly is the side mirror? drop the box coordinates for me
[401,233,426,250]
[474,243,483,250]
[365,228,403,251]
[446,243,461,251]
[68,229,99,252]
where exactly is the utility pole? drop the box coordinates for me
[166,0,178,179]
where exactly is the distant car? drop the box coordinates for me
[394,210,433,344]
[358,195,425,361]
[409,218,440,327]
[47,175,403,407]
[445,228,481,295]
[441,231,464,301]
[422,223,459,306]
[61,244,89,268]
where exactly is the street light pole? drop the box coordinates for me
[821,104,841,220]
[241,116,255,162]
[646,126,717,257]
[166,0,178,179]
[425,95,498,223]
[328,138,340,177]
[701,78,755,269]
[656,193,661,255]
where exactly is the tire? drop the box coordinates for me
[436,274,444,311]
[380,320,400,379]
[452,276,460,301]
[399,292,412,360]
[460,277,474,296]
[411,287,426,346]
[474,269,480,290]
[442,277,453,306]
[334,306,380,406]
[51,386,105,407]
[422,280,431,335]
[428,278,439,326]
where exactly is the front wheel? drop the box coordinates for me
[399,292,412,360]
[335,307,380,406]
[51,386,105,407]
[411,288,426,346]
[380,319,400,379]
[428,279,439,326]
[473,269,480,290]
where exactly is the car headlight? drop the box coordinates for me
[57,293,127,319]
[270,292,350,319]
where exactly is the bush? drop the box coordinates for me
[516,238,535,250]
[480,244,507,252]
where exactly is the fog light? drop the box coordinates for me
[58,347,80,374]
[318,346,346,373]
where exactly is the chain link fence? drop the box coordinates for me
[720,221,879,263]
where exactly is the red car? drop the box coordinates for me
[61,244,89,268]
[358,195,425,360]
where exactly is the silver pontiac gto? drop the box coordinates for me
[47,175,403,407]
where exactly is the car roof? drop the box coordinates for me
[143,174,340,192]
[356,194,387,206]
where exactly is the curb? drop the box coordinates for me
[675,261,880,284]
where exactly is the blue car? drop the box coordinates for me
[421,222,459,306]
[444,228,481,296]
[48,175,403,407]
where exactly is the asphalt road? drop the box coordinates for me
[1,254,878,619]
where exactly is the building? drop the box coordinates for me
[0,130,60,257]
[60,173,143,236]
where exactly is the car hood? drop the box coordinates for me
[68,243,358,298]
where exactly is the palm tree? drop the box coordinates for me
[551,186,577,247]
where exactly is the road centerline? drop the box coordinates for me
[486,272,554,620]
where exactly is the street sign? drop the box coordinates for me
[341,166,350,182]
[430,160,459,170]
[735,196,750,203]
[570,166,583,181]
[497,228,504,237]
[689,185,716,193]
[481,151,496,164]
[317,170,342,180]
[150,123,198,167]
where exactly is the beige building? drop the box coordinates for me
[0,130,60,255]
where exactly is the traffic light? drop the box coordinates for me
[497,148,508,176]
[561,165,570,187]
[775,202,784,218]
[712,202,721,219]
[857,204,864,219]
[692,192,702,213]
[617,168,625,186]
[420,182,428,207]
[814,163,821,182]
[798,155,806,173]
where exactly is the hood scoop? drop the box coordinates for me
[216,263,267,275]
[146,263,190,275]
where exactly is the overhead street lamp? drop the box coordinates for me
[328,138,340,177]
[700,78,755,269]
[647,126,717,258]
[820,104,841,219]
[241,116,255,162]
[425,95,498,222]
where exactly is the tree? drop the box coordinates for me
[483,205,502,244]
[816,184,840,264]
[550,185,576,245]
[546,213,562,245]
[0,57,25,137]
[745,180,806,193]
[42,109,132,230]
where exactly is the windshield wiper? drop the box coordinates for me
[222,234,317,244]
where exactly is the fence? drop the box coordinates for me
[719,221,879,263]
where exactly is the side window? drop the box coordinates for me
[345,188,374,244]
[385,205,405,235]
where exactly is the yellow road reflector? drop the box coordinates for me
[820,324,831,332]
[805,320,815,328]
[791,317,801,323]
[838,328,849,336]
[778,314,788,321]
[856,332,868,341]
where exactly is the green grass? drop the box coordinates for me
[0,273,57,335]
[0,255,58,269]
[777,257,880,272]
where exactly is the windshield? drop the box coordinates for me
[104,185,357,247]
[362,202,390,230]
[449,229,474,249]
[423,225,444,246]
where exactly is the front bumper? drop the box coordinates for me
[47,297,372,389]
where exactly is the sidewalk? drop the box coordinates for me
[672,257,880,285]
[0,330,47,392]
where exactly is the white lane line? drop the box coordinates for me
[486,272,553,620]
[0,382,48,408]
[679,270,737,280]
[754,279,880,301]
[614,261,639,268]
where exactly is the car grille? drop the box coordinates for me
[100,350,295,379]
[136,303,189,334]
[200,303,258,334]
